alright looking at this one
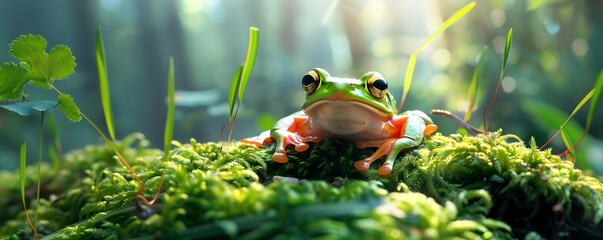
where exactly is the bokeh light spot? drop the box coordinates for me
[572,38,589,57]
[501,76,516,93]
[431,48,451,68]
[489,9,506,27]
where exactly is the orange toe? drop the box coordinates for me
[377,165,393,175]
[273,151,289,163]
[354,160,370,171]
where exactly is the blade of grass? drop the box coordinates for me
[464,46,487,121]
[20,142,39,239]
[398,2,475,113]
[220,64,243,142]
[163,57,175,162]
[228,27,260,142]
[96,28,116,141]
[539,88,593,150]
[558,69,603,155]
[227,65,243,123]
[149,57,176,205]
[483,28,512,132]
[237,27,259,104]
[586,70,603,133]
[560,128,574,162]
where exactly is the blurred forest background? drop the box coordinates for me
[1,0,602,174]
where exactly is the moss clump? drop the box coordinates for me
[0,131,602,239]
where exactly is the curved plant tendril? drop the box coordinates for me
[483,28,512,132]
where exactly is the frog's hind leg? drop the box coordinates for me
[354,115,428,175]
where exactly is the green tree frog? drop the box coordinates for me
[243,68,437,175]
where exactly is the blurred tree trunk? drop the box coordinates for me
[340,1,370,75]
[137,2,166,144]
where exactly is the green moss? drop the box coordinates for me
[1,131,602,239]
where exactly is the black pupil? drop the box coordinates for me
[302,74,316,86]
[373,79,387,90]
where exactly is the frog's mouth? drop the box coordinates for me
[303,99,393,139]
[303,99,392,119]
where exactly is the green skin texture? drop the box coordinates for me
[246,68,436,175]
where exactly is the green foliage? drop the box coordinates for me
[0,101,58,116]
[0,34,81,124]
[483,28,512,132]
[57,94,81,122]
[587,70,603,131]
[96,28,116,141]
[1,34,76,98]
[2,132,602,239]
[164,57,175,161]
[237,27,259,104]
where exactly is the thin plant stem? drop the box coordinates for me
[34,112,45,228]
[50,85,152,204]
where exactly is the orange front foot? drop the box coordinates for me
[271,130,322,163]
[353,139,399,175]
[242,130,322,163]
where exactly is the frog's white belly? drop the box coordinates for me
[304,100,390,140]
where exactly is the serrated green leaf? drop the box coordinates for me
[8,34,76,86]
[398,2,475,112]
[96,28,116,141]
[57,94,82,122]
[0,100,58,116]
[48,45,76,80]
[0,63,29,100]
[237,27,259,102]
[9,35,47,65]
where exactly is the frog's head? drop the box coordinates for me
[301,68,397,119]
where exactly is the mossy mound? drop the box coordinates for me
[1,132,602,239]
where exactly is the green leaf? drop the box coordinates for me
[57,93,82,122]
[8,34,76,85]
[19,142,27,207]
[551,89,593,140]
[586,70,603,131]
[500,29,513,79]
[237,27,260,103]
[0,62,29,100]
[96,28,116,141]
[227,65,243,122]
[560,128,574,160]
[464,46,487,121]
[9,35,47,65]
[483,28,512,132]
[0,100,58,116]
[398,2,475,112]
[164,57,175,161]
[47,45,76,80]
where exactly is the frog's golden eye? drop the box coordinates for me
[302,70,320,95]
[366,74,388,99]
